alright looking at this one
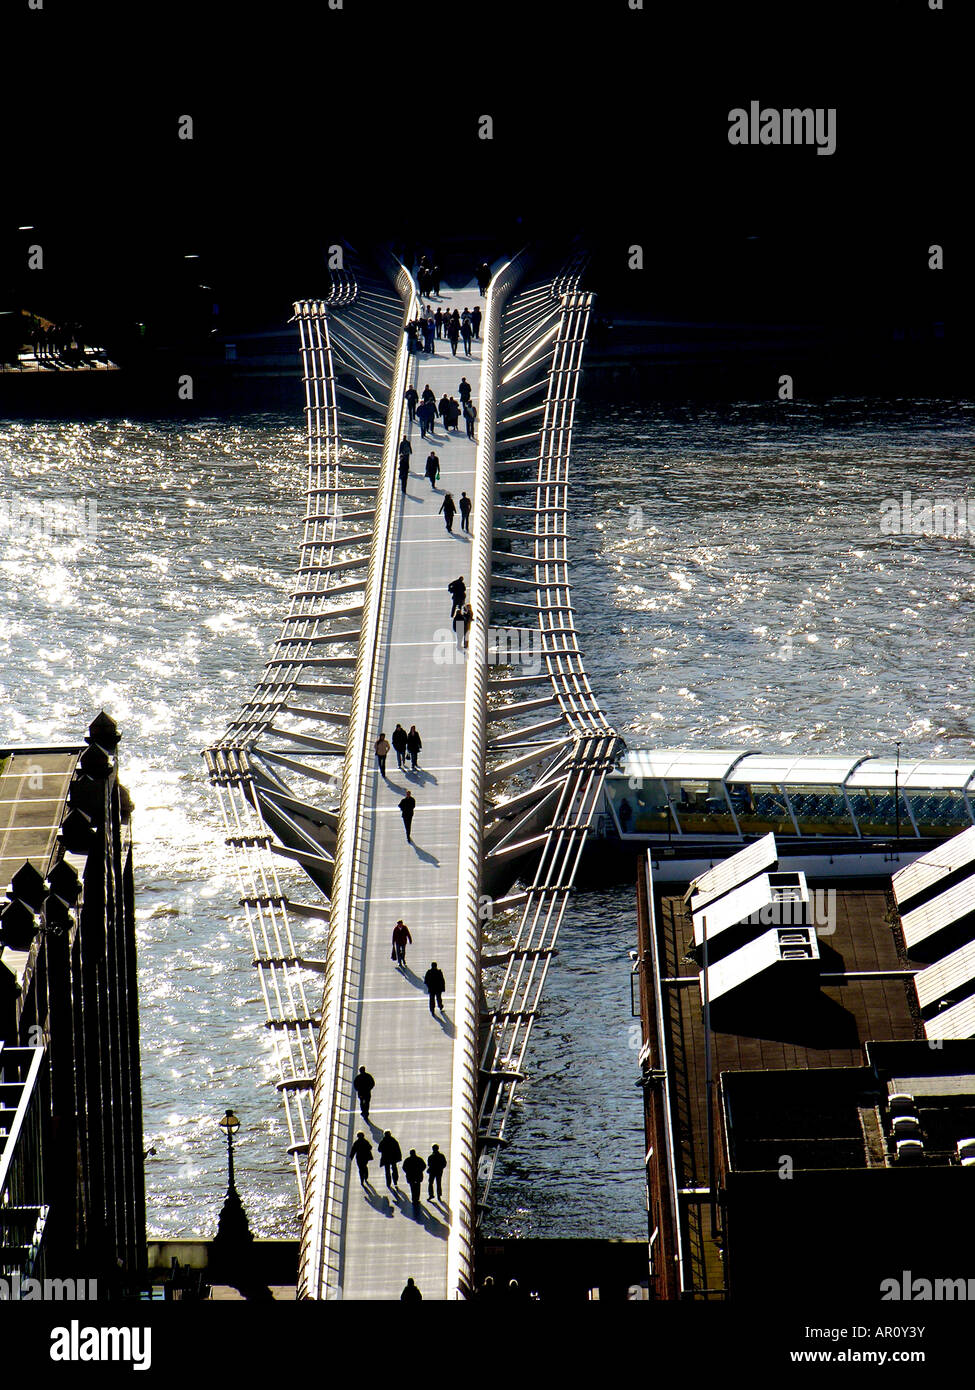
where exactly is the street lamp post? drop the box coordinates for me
[219,1109,240,1191]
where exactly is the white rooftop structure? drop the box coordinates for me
[892,825,975,909]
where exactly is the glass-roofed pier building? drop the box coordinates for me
[600,749,975,879]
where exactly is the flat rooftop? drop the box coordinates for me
[0,747,81,985]
[0,748,80,890]
[655,881,918,1190]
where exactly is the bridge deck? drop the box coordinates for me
[329,287,483,1299]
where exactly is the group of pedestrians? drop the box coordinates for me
[400,380,477,460]
[350,1051,449,1209]
[406,306,481,358]
[31,320,86,364]
[349,1129,448,1212]
[415,256,441,299]
[436,489,472,534]
[375,722,422,773]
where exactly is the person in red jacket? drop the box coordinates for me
[392,919,412,967]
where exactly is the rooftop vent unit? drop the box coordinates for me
[692,867,812,967]
[701,923,821,1006]
[887,1092,917,1117]
[891,1115,922,1141]
[895,1138,924,1164]
[956,1138,975,1167]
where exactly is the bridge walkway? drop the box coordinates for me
[312,284,485,1300]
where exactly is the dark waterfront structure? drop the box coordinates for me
[0,714,146,1287]
[634,834,975,1301]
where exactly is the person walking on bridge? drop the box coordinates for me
[458,376,472,405]
[353,1065,375,1120]
[447,396,461,431]
[399,453,410,495]
[461,311,473,356]
[427,1144,447,1200]
[447,312,460,356]
[425,452,440,489]
[463,400,477,441]
[403,1150,426,1213]
[378,1131,402,1189]
[476,261,491,295]
[418,397,435,439]
[350,1132,373,1188]
[391,723,408,769]
[447,575,466,618]
[399,436,412,470]
[399,790,416,843]
[375,733,390,778]
[438,393,451,429]
[406,725,422,771]
[439,492,457,533]
[459,492,472,532]
[424,961,446,1015]
[392,919,412,966]
[471,305,482,340]
[405,385,418,422]
[434,308,444,340]
[455,602,474,651]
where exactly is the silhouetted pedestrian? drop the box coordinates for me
[406,725,422,770]
[439,493,456,533]
[447,397,461,430]
[438,393,451,429]
[392,919,412,966]
[454,602,474,650]
[459,492,472,532]
[424,962,446,1015]
[463,401,477,440]
[461,603,474,649]
[432,265,441,295]
[378,1131,402,1188]
[399,791,416,843]
[471,305,482,339]
[375,733,390,778]
[447,316,460,356]
[419,399,435,438]
[401,1277,422,1302]
[447,576,466,618]
[403,1150,426,1211]
[434,309,444,340]
[425,452,440,488]
[458,377,472,404]
[427,1144,447,1200]
[399,455,410,495]
[391,723,408,769]
[476,261,491,295]
[405,386,418,421]
[399,437,412,467]
[352,1065,375,1119]
[350,1132,373,1187]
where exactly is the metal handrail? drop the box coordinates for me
[298,256,417,1300]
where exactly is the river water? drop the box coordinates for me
[1,395,972,1240]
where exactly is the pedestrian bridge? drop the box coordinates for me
[205,245,622,1299]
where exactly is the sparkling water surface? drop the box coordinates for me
[2,397,972,1240]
